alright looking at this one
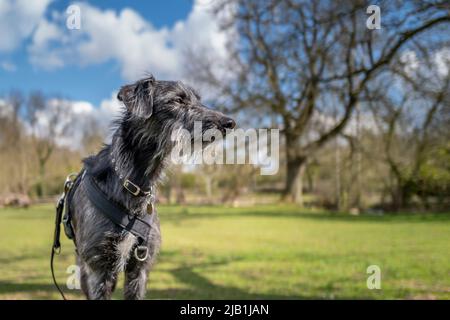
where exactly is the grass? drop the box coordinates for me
[0,204,449,300]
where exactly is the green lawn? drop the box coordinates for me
[0,204,449,300]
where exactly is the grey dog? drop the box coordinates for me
[69,75,235,299]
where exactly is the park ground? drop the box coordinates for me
[0,204,449,299]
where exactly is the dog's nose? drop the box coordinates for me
[221,117,236,129]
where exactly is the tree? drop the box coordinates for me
[0,91,31,194]
[25,92,72,197]
[368,51,450,210]
[187,0,450,205]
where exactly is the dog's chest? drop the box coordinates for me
[113,232,137,271]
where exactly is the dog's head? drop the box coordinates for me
[117,75,235,148]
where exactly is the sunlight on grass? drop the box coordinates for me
[0,204,449,299]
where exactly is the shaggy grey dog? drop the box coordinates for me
[69,75,235,299]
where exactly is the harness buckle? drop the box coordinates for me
[134,246,148,261]
[123,179,141,196]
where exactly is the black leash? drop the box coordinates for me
[51,173,78,300]
[50,245,66,300]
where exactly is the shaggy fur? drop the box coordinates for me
[70,75,235,299]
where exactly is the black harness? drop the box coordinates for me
[51,169,155,300]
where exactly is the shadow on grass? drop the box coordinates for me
[0,252,45,266]
[0,249,310,300]
[146,267,307,300]
[0,281,84,300]
[0,281,59,295]
[142,250,315,300]
[0,249,73,267]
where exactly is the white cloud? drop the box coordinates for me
[0,0,52,52]
[98,92,122,117]
[28,0,229,81]
[400,50,420,75]
[71,100,94,115]
[400,48,450,79]
[20,93,122,150]
[28,16,65,68]
[1,0,232,149]
[435,48,450,77]
[171,0,228,60]
[0,98,14,118]
[0,93,117,151]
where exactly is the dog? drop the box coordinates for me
[69,75,235,299]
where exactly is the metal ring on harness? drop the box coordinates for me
[134,245,148,261]
[64,173,79,193]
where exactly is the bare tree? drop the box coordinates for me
[369,57,450,210]
[187,0,450,204]
[0,91,32,194]
[25,92,72,197]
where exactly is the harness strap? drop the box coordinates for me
[84,172,153,243]
[63,170,85,243]
[51,170,154,300]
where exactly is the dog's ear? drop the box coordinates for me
[117,76,155,119]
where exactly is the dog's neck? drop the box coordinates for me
[108,124,171,192]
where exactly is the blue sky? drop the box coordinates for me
[0,0,225,106]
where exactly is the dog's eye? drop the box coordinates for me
[172,97,183,104]
[173,97,183,104]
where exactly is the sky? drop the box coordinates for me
[0,0,226,108]
[2,0,447,150]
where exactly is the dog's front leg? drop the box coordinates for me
[124,258,150,300]
[78,260,91,299]
[86,269,118,300]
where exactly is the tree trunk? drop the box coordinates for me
[164,186,172,204]
[392,188,404,211]
[305,165,315,193]
[175,184,185,204]
[204,176,212,201]
[282,155,307,206]
[391,175,413,211]
[37,159,46,197]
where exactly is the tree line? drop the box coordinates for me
[1,0,449,212]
